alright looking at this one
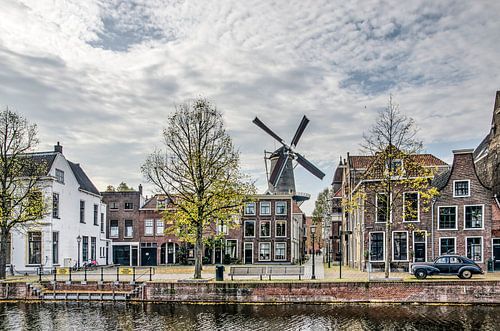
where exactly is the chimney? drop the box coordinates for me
[54,142,63,154]
[138,184,143,195]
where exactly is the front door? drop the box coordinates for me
[493,239,500,271]
[414,243,426,262]
[141,248,157,266]
[244,242,253,264]
[167,243,175,264]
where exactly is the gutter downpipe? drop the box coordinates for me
[431,197,438,261]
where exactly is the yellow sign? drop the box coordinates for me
[56,268,70,275]
[119,268,133,275]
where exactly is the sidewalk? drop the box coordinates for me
[303,253,324,280]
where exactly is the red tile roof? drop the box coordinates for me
[349,153,447,169]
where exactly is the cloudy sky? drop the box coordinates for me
[1,0,499,214]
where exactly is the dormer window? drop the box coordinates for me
[157,199,166,210]
[386,159,403,174]
[453,180,470,197]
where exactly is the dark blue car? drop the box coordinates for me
[411,255,483,279]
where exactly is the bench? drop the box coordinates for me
[228,266,266,280]
[267,266,304,280]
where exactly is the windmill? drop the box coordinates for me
[253,115,325,198]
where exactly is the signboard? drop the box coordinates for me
[56,268,70,275]
[119,267,134,275]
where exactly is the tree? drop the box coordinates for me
[142,99,254,279]
[0,108,49,279]
[116,182,134,191]
[349,97,438,278]
[312,187,331,251]
[105,185,116,192]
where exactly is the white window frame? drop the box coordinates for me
[439,237,456,256]
[413,231,427,262]
[244,202,256,215]
[275,220,287,237]
[274,242,286,261]
[258,242,271,261]
[124,220,134,238]
[275,201,287,215]
[156,220,164,236]
[144,219,154,236]
[369,231,385,262]
[403,192,420,222]
[453,179,471,198]
[465,236,483,263]
[375,193,389,223]
[392,231,409,262]
[260,220,271,238]
[109,220,119,238]
[464,204,484,230]
[259,201,271,216]
[225,239,238,259]
[437,206,458,230]
[244,220,256,238]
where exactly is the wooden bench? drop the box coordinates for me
[228,266,266,280]
[267,266,305,280]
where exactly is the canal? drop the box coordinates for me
[0,302,498,330]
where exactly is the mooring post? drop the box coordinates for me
[100,267,104,282]
[133,267,136,283]
[116,267,120,282]
[84,268,87,282]
[149,267,152,281]
[69,266,72,282]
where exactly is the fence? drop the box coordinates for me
[37,266,155,283]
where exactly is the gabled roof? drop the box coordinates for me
[431,169,451,190]
[68,161,100,195]
[474,134,490,160]
[349,156,373,169]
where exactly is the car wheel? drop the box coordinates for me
[460,270,472,279]
[415,269,427,279]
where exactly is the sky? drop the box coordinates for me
[0,0,499,215]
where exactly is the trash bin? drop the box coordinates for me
[216,265,225,281]
[487,258,493,272]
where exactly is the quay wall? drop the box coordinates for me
[1,281,499,304]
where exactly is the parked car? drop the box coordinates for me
[411,255,483,279]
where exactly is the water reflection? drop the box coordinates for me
[0,302,498,330]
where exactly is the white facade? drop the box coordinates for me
[9,147,109,273]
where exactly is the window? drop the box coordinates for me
[226,239,237,259]
[93,204,99,225]
[260,202,271,215]
[438,206,457,230]
[276,221,287,237]
[217,223,228,235]
[244,202,256,215]
[260,221,270,237]
[91,237,96,261]
[145,220,154,236]
[465,205,483,229]
[369,232,384,261]
[124,202,134,210]
[276,201,287,215]
[52,232,59,264]
[440,237,456,255]
[466,237,483,262]
[55,169,64,183]
[413,232,426,262]
[28,232,42,264]
[453,180,470,197]
[52,193,59,219]
[80,200,85,223]
[393,232,408,261]
[82,236,88,262]
[387,159,403,174]
[244,221,255,237]
[376,194,388,223]
[156,220,164,235]
[157,199,166,210]
[125,220,133,238]
[110,202,118,210]
[403,192,419,222]
[100,213,104,233]
[110,220,119,238]
[275,242,286,260]
[259,242,271,261]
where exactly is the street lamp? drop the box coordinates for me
[76,235,82,269]
[310,225,316,280]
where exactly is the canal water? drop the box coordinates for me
[0,302,498,330]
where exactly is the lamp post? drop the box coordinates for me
[76,235,82,269]
[310,225,316,280]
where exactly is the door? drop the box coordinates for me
[244,242,253,264]
[160,244,166,264]
[141,248,157,266]
[493,239,500,270]
[449,256,462,274]
[167,243,174,264]
[434,256,450,273]
[414,243,426,262]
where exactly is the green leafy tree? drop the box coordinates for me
[117,182,134,191]
[142,99,254,279]
[0,108,49,279]
[346,97,438,278]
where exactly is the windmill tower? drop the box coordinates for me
[253,115,325,199]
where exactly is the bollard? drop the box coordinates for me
[84,268,87,282]
[100,267,104,282]
[69,266,72,282]
[116,267,120,282]
[149,267,152,281]
[53,267,57,282]
[133,267,136,283]
[38,268,42,282]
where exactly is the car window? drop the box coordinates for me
[449,257,460,264]
[436,257,449,264]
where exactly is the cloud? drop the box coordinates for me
[0,0,499,214]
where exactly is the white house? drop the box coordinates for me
[9,143,110,273]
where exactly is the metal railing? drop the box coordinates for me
[37,266,155,283]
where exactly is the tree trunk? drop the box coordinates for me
[0,227,9,280]
[193,223,203,279]
[384,222,391,278]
